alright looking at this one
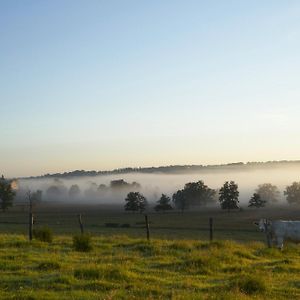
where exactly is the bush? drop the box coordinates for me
[121,223,130,228]
[105,223,119,228]
[229,275,267,295]
[37,261,60,271]
[33,227,53,243]
[74,267,100,280]
[73,234,93,252]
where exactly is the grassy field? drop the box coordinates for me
[0,203,300,242]
[1,205,300,299]
[0,233,300,299]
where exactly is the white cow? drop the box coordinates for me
[255,219,300,250]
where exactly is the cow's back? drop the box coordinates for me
[273,221,300,242]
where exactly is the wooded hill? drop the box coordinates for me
[22,160,300,180]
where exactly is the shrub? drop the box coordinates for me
[121,223,130,228]
[105,223,119,228]
[33,227,53,243]
[104,266,130,281]
[37,261,60,271]
[74,267,100,280]
[73,234,93,252]
[229,275,267,295]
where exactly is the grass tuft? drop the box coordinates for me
[37,261,60,271]
[73,234,93,252]
[74,267,100,280]
[33,227,53,243]
[229,275,267,295]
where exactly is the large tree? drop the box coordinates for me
[124,192,147,213]
[172,189,187,213]
[256,183,280,205]
[183,181,216,206]
[69,185,81,198]
[154,194,173,212]
[248,193,266,208]
[284,182,300,205]
[0,176,16,211]
[219,181,239,212]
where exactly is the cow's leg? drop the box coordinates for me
[276,237,284,250]
[266,233,272,248]
[265,232,273,248]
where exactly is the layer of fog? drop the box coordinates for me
[16,166,300,206]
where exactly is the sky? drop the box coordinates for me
[1,0,300,178]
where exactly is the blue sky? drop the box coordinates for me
[1,1,300,177]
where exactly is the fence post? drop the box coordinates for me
[28,191,34,241]
[78,214,84,234]
[144,214,150,241]
[29,212,34,241]
[209,217,213,242]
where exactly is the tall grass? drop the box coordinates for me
[0,234,298,299]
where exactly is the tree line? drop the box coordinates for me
[2,175,300,212]
[123,180,300,213]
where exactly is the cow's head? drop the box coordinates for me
[254,219,271,232]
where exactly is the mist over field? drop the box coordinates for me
[16,164,300,205]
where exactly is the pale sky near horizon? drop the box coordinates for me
[1,1,300,177]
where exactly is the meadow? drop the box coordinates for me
[1,204,300,299]
[1,203,300,241]
[0,234,300,299]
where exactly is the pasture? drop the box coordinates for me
[1,204,300,299]
[0,203,300,242]
[0,234,300,299]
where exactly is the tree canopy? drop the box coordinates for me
[219,181,239,211]
[172,180,216,212]
[154,194,173,212]
[255,183,280,205]
[124,192,147,213]
[284,182,300,205]
[172,189,188,212]
[69,185,81,198]
[0,176,16,211]
[183,181,216,206]
[248,193,266,208]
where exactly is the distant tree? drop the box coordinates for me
[98,184,107,191]
[46,186,61,198]
[32,190,43,203]
[111,179,130,189]
[69,185,81,198]
[154,194,173,212]
[110,179,141,191]
[284,182,300,205]
[256,183,280,205]
[46,179,67,199]
[183,181,216,206]
[97,184,108,196]
[84,182,98,198]
[219,181,239,212]
[172,190,188,213]
[131,181,141,190]
[248,193,266,208]
[27,190,42,213]
[0,176,16,211]
[124,192,147,213]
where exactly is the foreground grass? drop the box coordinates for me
[0,234,299,299]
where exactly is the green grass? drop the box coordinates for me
[1,203,299,242]
[0,234,299,299]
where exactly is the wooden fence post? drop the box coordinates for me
[209,217,213,242]
[29,212,34,241]
[28,191,34,241]
[78,214,84,234]
[144,214,150,241]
